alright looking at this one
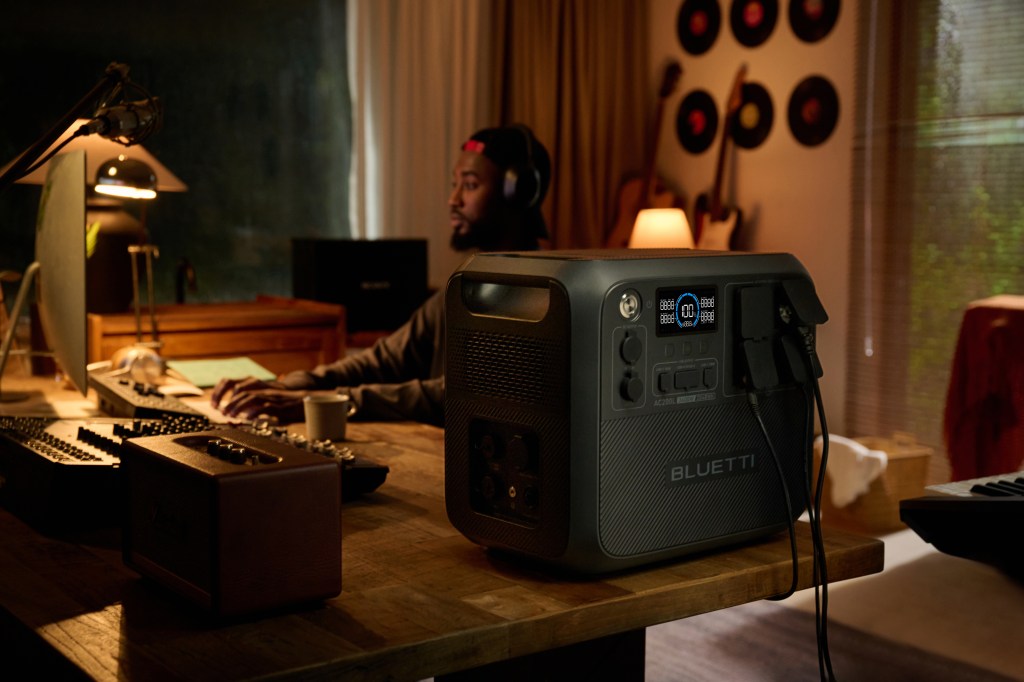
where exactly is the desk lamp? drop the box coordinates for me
[628,208,694,249]
[8,122,187,314]
[93,154,166,380]
[0,63,172,398]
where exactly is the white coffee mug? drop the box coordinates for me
[303,393,357,442]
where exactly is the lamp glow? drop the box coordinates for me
[94,155,157,199]
[628,208,694,249]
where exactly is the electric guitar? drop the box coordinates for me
[605,60,685,249]
[693,64,746,250]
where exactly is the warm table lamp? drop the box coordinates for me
[628,208,695,249]
[0,62,173,396]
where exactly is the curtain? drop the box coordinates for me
[347,0,504,288]
[500,0,650,249]
[349,0,654,275]
[847,0,1024,471]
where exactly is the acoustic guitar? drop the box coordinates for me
[693,64,746,251]
[605,61,684,249]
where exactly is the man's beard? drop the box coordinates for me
[450,226,478,252]
[450,218,497,252]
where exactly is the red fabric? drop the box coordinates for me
[944,296,1024,480]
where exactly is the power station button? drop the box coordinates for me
[619,290,641,320]
[620,334,643,364]
[620,376,644,402]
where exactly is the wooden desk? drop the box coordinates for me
[0,418,884,681]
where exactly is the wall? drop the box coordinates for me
[648,0,856,433]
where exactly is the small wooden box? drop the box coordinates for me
[814,433,932,533]
[122,428,342,618]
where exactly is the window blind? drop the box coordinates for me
[847,0,1024,470]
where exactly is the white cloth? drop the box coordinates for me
[817,435,888,508]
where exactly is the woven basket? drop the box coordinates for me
[813,432,932,533]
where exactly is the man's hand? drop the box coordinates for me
[210,376,306,423]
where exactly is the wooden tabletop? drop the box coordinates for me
[0,411,884,681]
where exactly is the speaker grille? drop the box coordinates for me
[448,329,564,409]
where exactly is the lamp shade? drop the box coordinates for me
[2,119,186,192]
[628,208,694,249]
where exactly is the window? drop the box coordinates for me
[848,1,1024,463]
[0,2,351,305]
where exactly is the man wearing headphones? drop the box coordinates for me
[211,124,552,427]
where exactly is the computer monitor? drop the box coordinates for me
[0,149,87,397]
[292,238,429,333]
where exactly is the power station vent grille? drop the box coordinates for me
[449,329,564,407]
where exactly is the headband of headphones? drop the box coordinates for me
[462,125,545,209]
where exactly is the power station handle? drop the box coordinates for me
[461,280,551,322]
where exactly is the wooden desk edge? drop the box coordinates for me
[308,525,885,681]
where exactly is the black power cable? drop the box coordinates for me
[740,279,836,682]
[809,370,836,680]
[748,390,800,601]
[747,379,835,681]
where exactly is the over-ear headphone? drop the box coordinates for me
[502,124,542,209]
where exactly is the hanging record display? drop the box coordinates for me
[677,0,721,55]
[730,0,778,48]
[788,75,839,146]
[676,89,719,154]
[732,82,773,149]
[789,0,840,43]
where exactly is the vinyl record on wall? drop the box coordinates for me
[789,0,840,43]
[676,89,719,154]
[788,75,839,146]
[732,82,773,149]
[677,0,722,55]
[730,0,778,48]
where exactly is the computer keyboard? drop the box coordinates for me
[89,370,206,419]
[900,469,1024,579]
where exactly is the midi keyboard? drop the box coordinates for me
[900,469,1024,579]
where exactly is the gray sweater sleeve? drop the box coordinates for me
[277,291,446,425]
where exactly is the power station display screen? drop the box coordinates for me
[655,286,717,335]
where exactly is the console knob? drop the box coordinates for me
[620,376,644,402]
[228,446,248,464]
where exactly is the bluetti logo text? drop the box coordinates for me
[667,451,758,486]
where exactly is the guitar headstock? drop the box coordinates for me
[726,64,747,117]
[659,60,683,99]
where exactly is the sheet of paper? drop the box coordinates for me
[166,357,277,388]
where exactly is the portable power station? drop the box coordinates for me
[444,249,827,573]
